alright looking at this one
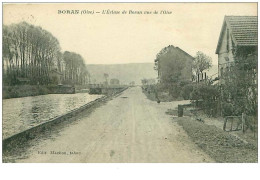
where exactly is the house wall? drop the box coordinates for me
[158,47,193,83]
[181,56,193,81]
[217,23,235,83]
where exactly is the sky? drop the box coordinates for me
[3,3,257,65]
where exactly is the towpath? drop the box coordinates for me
[17,87,213,163]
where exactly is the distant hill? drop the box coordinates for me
[86,63,218,85]
[86,63,157,85]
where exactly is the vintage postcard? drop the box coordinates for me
[2,2,258,163]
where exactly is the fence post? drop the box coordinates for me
[242,113,246,133]
[178,105,183,117]
[230,117,234,131]
[223,117,227,131]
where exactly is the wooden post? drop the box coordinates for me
[223,117,227,131]
[242,113,246,133]
[230,117,233,131]
[178,105,183,117]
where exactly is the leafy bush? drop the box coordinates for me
[221,102,234,116]
[168,83,181,99]
[221,47,257,117]
[181,83,194,100]
[191,83,220,116]
[38,86,49,95]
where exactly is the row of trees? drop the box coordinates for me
[63,51,90,85]
[3,22,89,86]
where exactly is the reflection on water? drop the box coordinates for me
[3,93,103,139]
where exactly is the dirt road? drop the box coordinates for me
[17,87,214,163]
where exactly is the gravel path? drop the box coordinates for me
[12,87,213,163]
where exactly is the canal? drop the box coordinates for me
[2,93,104,139]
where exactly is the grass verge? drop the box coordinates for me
[177,117,258,163]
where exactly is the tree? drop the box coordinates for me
[221,46,257,116]
[104,73,109,85]
[141,79,148,86]
[193,51,212,76]
[63,51,89,85]
[3,22,61,85]
[3,22,89,86]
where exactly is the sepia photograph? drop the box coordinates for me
[1,2,258,164]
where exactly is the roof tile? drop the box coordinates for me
[226,16,257,46]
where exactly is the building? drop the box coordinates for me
[215,16,257,83]
[155,45,194,83]
[110,78,120,85]
[215,16,257,116]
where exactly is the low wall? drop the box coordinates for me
[48,85,75,94]
[2,87,128,152]
[89,87,126,95]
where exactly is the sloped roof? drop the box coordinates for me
[155,45,194,62]
[216,16,257,54]
[175,47,194,60]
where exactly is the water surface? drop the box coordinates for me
[3,93,103,139]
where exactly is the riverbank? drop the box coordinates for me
[3,96,107,163]
[3,85,128,99]
[3,93,104,139]
[176,117,258,163]
[3,85,75,99]
[3,85,49,99]
[5,87,212,163]
[3,87,127,162]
